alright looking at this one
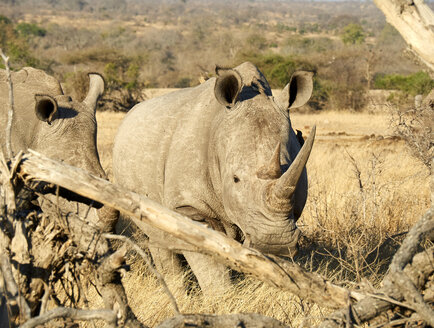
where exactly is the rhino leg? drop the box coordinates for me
[182,251,231,296]
[149,245,186,292]
[149,245,183,275]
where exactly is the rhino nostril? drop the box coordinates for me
[233,175,240,183]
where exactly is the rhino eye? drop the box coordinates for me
[233,175,240,183]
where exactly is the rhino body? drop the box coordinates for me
[113,62,315,292]
[0,67,116,228]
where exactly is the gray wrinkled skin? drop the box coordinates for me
[113,62,314,293]
[0,67,106,225]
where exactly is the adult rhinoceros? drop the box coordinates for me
[113,62,315,292]
[0,67,116,230]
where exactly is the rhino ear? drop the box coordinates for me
[276,71,313,110]
[214,67,242,108]
[35,94,58,124]
[82,73,105,112]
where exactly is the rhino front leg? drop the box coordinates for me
[182,251,231,296]
[149,245,183,275]
[149,244,186,293]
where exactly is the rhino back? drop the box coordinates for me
[113,79,220,210]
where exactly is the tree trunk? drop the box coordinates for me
[373,0,434,72]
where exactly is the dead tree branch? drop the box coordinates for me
[0,49,15,160]
[372,0,434,72]
[18,307,117,328]
[0,254,31,322]
[318,207,433,328]
[19,150,357,309]
[103,233,180,315]
[317,246,433,328]
[390,207,434,271]
[388,207,434,326]
[0,150,16,214]
[156,313,289,328]
[13,151,434,327]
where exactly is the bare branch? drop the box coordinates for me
[373,0,434,72]
[318,245,433,328]
[388,207,434,326]
[0,150,16,214]
[390,207,433,272]
[156,313,289,328]
[0,254,31,322]
[0,49,14,160]
[19,307,117,328]
[103,233,180,315]
[19,150,356,309]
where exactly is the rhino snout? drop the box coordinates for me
[242,220,301,257]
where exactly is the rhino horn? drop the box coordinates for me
[82,73,105,111]
[265,126,316,210]
[257,142,282,180]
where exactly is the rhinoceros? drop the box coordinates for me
[113,62,315,292]
[0,67,116,229]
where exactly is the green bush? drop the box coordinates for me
[284,35,337,54]
[341,23,365,45]
[15,23,46,37]
[236,53,314,88]
[246,33,268,50]
[374,71,434,96]
[0,15,11,25]
[174,77,192,88]
[234,52,327,109]
[103,54,145,91]
[0,16,41,69]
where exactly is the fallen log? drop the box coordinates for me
[18,150,356,309]
[156,313,289,328]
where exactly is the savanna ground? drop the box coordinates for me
[94,104,430,326]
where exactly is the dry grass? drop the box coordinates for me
[94,102,430,326]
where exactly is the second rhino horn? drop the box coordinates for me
[257,142,282,180]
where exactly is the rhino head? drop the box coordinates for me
[209,63,315,256]
[1,67,117,230]
[8,69,106,178]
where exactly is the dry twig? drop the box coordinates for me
[18,307,117,328]
[0,49,15,160]
[0,254,31,322]
[103,233,180,315]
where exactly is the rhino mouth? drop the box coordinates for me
[243,224,301,257]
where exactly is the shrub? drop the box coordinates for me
[373,71,434,96]
[174,77,192,88]
[341,23,365,45]
[235,52,328,110]
[283,35,338,54]
[0,15,11,25]
[62,47,120,65]
[236,53,315,88]
[0,17,41,69]
[246,33,268,50]
[15,22,46,37]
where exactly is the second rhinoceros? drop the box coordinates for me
[0,67,116,230]
[113,62,315,292]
